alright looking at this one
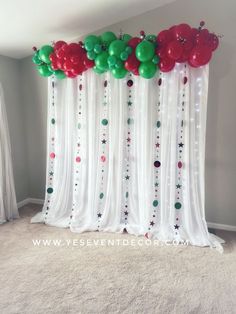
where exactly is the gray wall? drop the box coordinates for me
[19,0,236,225]
[0,55,29,201]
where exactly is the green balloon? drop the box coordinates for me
[109,40,126,57]
[54,70,66,79]
[93,66,105,74]
[115,59,123,69]
[101,31,117,45]
[123,34,132,43]
[112,67,127,79]
[139,61,157,79]
[87,51,96,60]
[95,52,109,71]
[84,35,100,51]
[146,34,157,42]
[135,41,155,62]
[39,45,54,64]
[94,44,102,54]
[37,64,52,77]
[152,55,160,65]
[125,46,133,55]
[108,55,117,66]
[120,51,128,61]
[32,52,42,65]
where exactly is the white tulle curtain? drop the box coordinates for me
[0,84,18,223]
[32,63,222,250]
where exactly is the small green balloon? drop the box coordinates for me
[87,51,96,60]
[112,67,127,79]
[101,31,117,45]
[37,64,52,77]
[54,70,66,79]
[146,34,157,42]
[125,46,133,55]
[136,41,155,62]
[32,52,42,65]
[108,55,117,66]
[123,34,132,43]
[95,51,109,71]
[93,66,105,74]
[47,64,54,73]
[152,55,160,64]
[115,59,123,69]
[109,40,126,57]
[84,35,100,51]
[94,44,102,54]
[139,61,157,79]
[39,45,54,64]
[120,51,128,61]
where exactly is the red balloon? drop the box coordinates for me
[54,41,66,52]
[174,23,192,40]
[195,29,209,46]
[56,58,64,70]
[64,70,77,78]
[84,57,94,69]
[51,61,59,70]
[56,48,66,59]
[190,28,199,41]
[159,57,175,72]
[49,53,57,63]
[188,45,212,67]
[156,47,167,59]
[68,43,84,55]
[132,67,139,76]
[207,33,219,51]
[125,52,140,71]
[176,48,190,63]
[71,55,81,65]
[166,40,184,60]
[157,30,172,46]
[128,37,141,48]
[63,59,74,71]
[71,64,85,76]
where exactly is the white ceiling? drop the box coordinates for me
[0,0,174,59]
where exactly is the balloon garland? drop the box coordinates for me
[32,21,220,79]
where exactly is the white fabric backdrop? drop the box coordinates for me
[32,64,223,250]
[0,84,19,223]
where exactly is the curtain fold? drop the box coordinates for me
[0,84,19,223]
[31,64,223,251]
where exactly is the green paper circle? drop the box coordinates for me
[175,202,182,209]
[102,119,108,126]
[47,187,53,194]
[156,121,161,128]
[51,118,55,124]
[100,193,104,199]
[153,200,158,207]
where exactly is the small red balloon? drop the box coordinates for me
[49,53,57,63]
[207,33,219,51]
[166,40,184,60]
[54,41,66,52]
[156,46,167,59]
[195,29,209,46]
[128,37,141,48]
[174,23,192,40]
[157,30,172,46]
[159,57,175,72]
[189,45,212,67]
[125,52,140,71]
[84,57,95,69]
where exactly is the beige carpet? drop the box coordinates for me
[0,204,236,314]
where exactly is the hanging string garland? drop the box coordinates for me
[32,21,220,79]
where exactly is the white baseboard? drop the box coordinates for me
[17,198,236,232]
[17,198,44,208]
[207,222,236,232]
